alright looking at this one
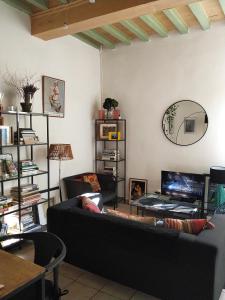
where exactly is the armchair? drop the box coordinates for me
[63,172,117,207]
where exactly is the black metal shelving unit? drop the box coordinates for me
[95,119,126,205]
[0,111,50,246]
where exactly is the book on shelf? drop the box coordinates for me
[101,149,120,161]
[11,183,39,193]
[103,166,116,176]
[0,126,13,145]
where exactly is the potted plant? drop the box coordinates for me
[4,72,39,112]
[103,98,119,119]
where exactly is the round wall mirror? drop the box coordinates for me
[162,100,208,146]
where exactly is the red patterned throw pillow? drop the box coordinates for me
[81,196,101,213]
[164,218,215,234]
[83,174,101,193]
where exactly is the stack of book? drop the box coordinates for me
[20,160,39,176]
[101,149,120,161]
[20,211,41,232]
[11,183,41,207]
[0,195,15,214]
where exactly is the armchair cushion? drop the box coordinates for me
[83,174,101,192]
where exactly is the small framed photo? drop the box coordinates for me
[99,123,117,140]
[108,131,121,140]
[129,178,148,202]
[184,118,195,133]
[42,76,65,118]
[22,133,37,145]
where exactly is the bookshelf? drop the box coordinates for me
[0,112,51,247]
[95,119,126,205]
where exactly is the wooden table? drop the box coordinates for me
[0,250,45,300]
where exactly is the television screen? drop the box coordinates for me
[161,171,205,201]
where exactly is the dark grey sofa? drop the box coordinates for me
[47,198,225,300]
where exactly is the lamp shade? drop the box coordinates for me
[48,144,73,161]
[210,166,225,184]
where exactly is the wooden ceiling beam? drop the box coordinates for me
[219,0,225,15]
[120,20,150,41]
[163,8,189,34]
[26,0,48,10]
[2,0,32,15]
[82,30,115,49]
[102,24,131,45]
[188,2,210,30]
[140,14,168,37]
[73,33,100,49]
[31,0,198,40]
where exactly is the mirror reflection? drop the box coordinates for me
[162,100,208,146]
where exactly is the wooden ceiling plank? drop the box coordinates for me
[26,0,48,10]
[83,30,115,49]
[163,8,189,34]
[140,14,168,37]
[219,0,225,15]
[188,2,210,30]
[120,19,150,41]
[102,24,131,45]
[72,33,100,49]
[31,0,199,40]
[2,0,32,14]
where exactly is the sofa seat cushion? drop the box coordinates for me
[101,190,116,203]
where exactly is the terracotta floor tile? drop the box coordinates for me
[101,280,135,300]
[63,281,98,300]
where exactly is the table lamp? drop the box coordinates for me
[210,166,225,207]
[48,144,73,202]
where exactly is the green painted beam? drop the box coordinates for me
[72,33,100,49]
[140,15,168,37]
[26,0,48,10]
[120,19,150,42]
[188,2,210,30]
[219,0,225,15]
[102,24,131,45]
[1,0,32,14]
[83,30,115,49]
[163,8,188,34]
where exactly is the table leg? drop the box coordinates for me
[41,277,45,300]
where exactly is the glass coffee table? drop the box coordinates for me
[130,193,202,219]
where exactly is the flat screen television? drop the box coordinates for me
[161,171,205,201]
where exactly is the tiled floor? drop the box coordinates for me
[11,203,225,300]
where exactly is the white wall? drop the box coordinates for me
[0,2,100,199]
[102,23,225,193]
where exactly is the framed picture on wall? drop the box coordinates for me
[42,76,65,118]
[129,178,148,203]
[99,123,117,140]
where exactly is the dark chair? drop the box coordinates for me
[63,172,117,207]
[0,232,68,300]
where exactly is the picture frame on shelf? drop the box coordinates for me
[22,133,38,145]
[129,178,148,203]
[42,75,65,118]
[108,131,121,141]
[99,123,117,140]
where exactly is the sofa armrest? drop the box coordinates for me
[97,173,116,192]
[63,179,92,198]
